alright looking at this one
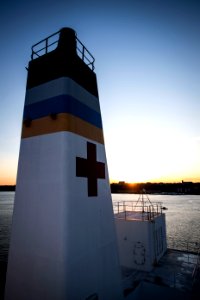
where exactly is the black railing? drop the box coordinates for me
[76,36,95,71]
[31,30,60,60]
[31,30,95,71]
[113,201,163,221]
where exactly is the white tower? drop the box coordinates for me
[5,28,123,300]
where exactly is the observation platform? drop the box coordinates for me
[31,28,95,70]
[113,200,163,221]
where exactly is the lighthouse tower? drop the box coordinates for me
[5,28,123,300]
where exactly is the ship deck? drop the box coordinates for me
[122,248,200,299]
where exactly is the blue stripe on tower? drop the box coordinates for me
[23,95,102,129]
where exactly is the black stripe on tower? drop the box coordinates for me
[26,28,98,97]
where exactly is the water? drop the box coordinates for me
[0,192,200,263]
[0,192,14,263]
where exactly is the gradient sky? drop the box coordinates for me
[0,0,200,184]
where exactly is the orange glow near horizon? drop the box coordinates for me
[0,127,200,186]
[0,174,17,186]
[105,113,200,186]
[109,165,200,183]
[0,155,200,185]
[0,158,17,185]
[110,176,200,185]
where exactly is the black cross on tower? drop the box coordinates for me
[76,142,105,197]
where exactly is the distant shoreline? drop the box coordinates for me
[1,182,200,195]
[0,186,15,192]
[111,182,200,195]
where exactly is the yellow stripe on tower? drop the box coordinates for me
[22,113,104,144]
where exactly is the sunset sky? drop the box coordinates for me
[0,0,200,185]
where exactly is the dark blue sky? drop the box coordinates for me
[0,0,200,183]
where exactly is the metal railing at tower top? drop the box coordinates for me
[31,30,95,71]
[75,37,95,71]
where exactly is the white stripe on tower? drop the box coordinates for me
[25,77,101,113]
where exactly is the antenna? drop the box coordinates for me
[134,188,153,213]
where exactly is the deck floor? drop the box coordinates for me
[122,249,200,298]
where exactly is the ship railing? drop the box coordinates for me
[31,30,95,71]
[113,200,163,221]
[76,37,95,71]
[167,237,200,254]
[31,30,60,59]
[192,248,200,285]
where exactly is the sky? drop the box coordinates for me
[0,0,200,184]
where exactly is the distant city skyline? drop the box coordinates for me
[0,0,200,185]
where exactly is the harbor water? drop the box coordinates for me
[0,192,200,263]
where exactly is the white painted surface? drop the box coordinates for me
[115,214,167,272]
[5,132,123,300]
[25,76,100,113]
